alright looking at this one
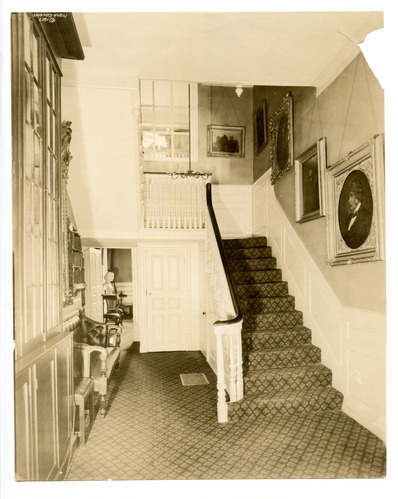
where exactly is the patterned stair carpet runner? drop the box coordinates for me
[223,236,349,420]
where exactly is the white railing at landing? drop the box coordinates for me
[205,183,243,422]
[143,173,207,230]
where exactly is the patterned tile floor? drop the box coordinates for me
[66,324,386,481]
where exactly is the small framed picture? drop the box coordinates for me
[254,99,267,155]
[207,125,246,158]
[270,92,294,184]
[326,134,384,265]
[295,138,327,223]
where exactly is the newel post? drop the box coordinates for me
[214,324,228,423]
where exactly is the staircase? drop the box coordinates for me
[223,236,344,421]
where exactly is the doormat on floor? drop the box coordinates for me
[179,373,209,386]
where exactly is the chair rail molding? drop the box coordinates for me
[252,170,386,441]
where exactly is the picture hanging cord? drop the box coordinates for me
[338,55,360,161]
[304,91,324,151]
[210,86,241,126]
[305,93,317,151]
[363,55,378,137]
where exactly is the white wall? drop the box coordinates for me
[62,80,141,242]
[253,171,386,441]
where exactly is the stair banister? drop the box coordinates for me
[205,183,244,422]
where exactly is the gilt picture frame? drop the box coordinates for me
[270,92,294,184]
[326,134,384,266]
[295,138,327,223]
[207,125,246,158]
[254,99,268,155]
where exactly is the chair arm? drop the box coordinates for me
[74,342,108,378]
[107,325,122,348]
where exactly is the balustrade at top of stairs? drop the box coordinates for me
[222,236,344,422]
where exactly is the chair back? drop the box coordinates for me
[103,294,119,313]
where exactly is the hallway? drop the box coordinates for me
[66,321,386,481]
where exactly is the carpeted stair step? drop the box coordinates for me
[243,310,303,329]
[228,257,277,272]
[231,269,282,285]
[242,326,312,351]
[240,296,295,314]
[243,364,333,395]
[223,237,268,249]
[235,281,289,299]
[245,344,321,370]
[224,246,272,260]
[228,386,344,421]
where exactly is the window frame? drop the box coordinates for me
[139,79,198,163]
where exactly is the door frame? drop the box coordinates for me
[137,241,201,353]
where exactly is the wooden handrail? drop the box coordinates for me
[205,183,242,325]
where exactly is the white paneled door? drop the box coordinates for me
[84,248,103,322]
[145,246,191,352]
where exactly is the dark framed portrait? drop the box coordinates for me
[207,125,245,158]
[295,138,327,223]
[338,170,373,249]
[270,92,293,184]
[254,99,267,155]
[326,135,384,265]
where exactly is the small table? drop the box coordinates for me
[74,377,95,446]
[121,304,133,318]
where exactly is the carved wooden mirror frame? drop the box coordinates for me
[61,120,74,306]
[269,92,294,185]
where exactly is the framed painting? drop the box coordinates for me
[254,99,267,155]
[295,137,327,223]
[207,125,246,158]
[326,134,384,265]
[270,92,294,184]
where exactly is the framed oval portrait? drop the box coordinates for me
[338,169,373,249]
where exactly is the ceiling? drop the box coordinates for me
[64,11,383,90]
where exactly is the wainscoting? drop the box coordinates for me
[252,171,386,441]
[212,185,252,239]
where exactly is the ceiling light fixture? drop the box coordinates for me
[235,84,243,97]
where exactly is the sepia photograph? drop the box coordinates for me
[1,3,396,499]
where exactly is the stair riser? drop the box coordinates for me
[241,297,295,314]
[231,269,282,284]
[235,282,289,299]
[225,247,272,260]
[244,369,332,395]
[228,391,344,421]
[228,258,277,272]
[244,346,321,370]
[242,328,312,351]
[243,311,303,330]
[223,237,268,249]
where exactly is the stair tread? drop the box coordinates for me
[245,363,331,379]
[244,310,302,317]
[233,385,341,404]
[242,325,311,334]
[240,295,295,302]
[249,344,320,355]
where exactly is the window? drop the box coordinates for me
[140,80,197,161]
[13,14,62,357]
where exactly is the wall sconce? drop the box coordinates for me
[235,84,243,97]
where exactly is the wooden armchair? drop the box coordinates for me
[72,310,122,416]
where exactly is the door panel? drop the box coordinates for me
[15,368,35,480]
[34,350,58,480]
[84,248,103,321]
[146,247,190,351]
[56,336,73,462]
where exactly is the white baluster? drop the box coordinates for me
[215,324,228,423]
